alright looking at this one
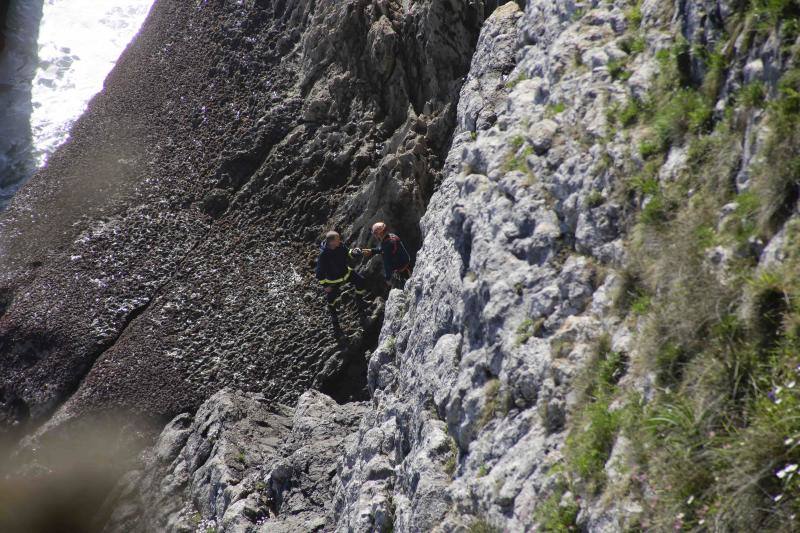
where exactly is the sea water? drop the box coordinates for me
[31,0,154,165]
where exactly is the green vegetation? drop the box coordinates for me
[738,80,767,108]
[614,27,800,528]
[515,317,544,345]
[505,72,528,89]
[468,519,502,533]
[586,190,605,208]
[444,436,458,478]
[607,58,632,81]
[556,9,800,528]
[561,335,628,494]
[625,1,643,28]
[533,486,579,532]
[547,102,567,117]
[479,378,511,428]
[385,335,397,353]
[751,68,800,235]
[618,97,643,127]
[750,0,800,28]
[503,146,535,175]
[619,34,646,56]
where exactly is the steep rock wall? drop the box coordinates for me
[332,0,800,531]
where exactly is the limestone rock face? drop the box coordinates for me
[330,0,799,530]
[106,389,367,532]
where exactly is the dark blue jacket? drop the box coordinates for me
[370,233,410,280]
[316,242,354,285]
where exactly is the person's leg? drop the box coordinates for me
[325,284,342,310]
[391,264,412,290]
[348,271,370,319]
[349,270,369,298]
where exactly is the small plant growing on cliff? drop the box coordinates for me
[444,436,458,478]
[533,487,579,532]
[547,102,567,117]
[617,97,643,127]
[505,72,528,89]
[586,190,605,208]
[607,58,632,81]
[384,335,397,354]
[751,68,800,235]
[515,318,536,345]
[565,398,620,494]
[561,334,629,494]
[625,0,643,28]
[479,379,511,428]
[468,519,501,533]
[620,33,646,56]
[738,81,767,109]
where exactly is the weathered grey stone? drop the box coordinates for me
[105,389,367,533]
[331,1,635,530]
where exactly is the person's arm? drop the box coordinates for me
[362,245,381,257]
[315,254,324,281]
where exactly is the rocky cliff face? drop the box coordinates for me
[105,389,368,532]
[4,0,800,531]
[0,0,495,436]
[334,0,800,530]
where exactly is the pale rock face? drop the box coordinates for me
[106,390,367,533]
[332,0,636,530]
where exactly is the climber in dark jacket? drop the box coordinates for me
[363,222,412,285]
[315,230,367,310]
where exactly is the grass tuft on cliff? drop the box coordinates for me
[553,8,800,529]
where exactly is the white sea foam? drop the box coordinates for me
[30,0,154,166]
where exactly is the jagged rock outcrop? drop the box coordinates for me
[106,389,367,532]
[331,0,800,531]
[332,1,613,529]
[0,0,498,437]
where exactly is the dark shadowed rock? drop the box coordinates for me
[0,0,498,437]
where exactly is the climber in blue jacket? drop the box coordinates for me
[362,222,412,286]
[315,230,368,311]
